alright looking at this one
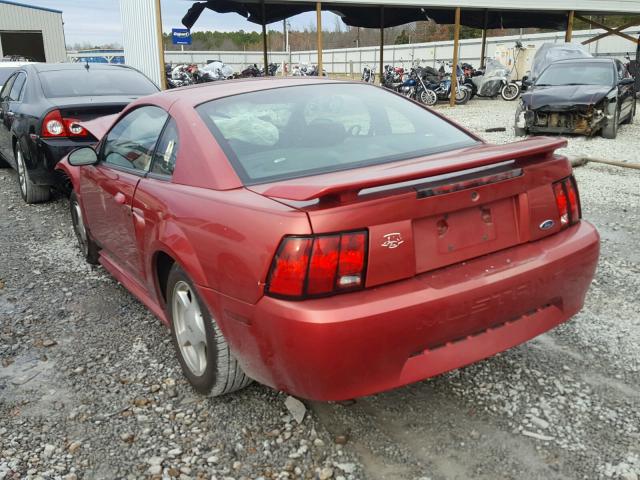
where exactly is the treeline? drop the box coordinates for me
[162,15,638,52]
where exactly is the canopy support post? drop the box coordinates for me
[316,2,323,74]
[450,7,461,107]
[379,6,384,84]
[480,9,488,69]
[261,0,268,73]
[565,10,574,42]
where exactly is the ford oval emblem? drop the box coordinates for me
[540,219,555,231]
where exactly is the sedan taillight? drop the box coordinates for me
[553,176,581,228]
[41,110,88,138]
[266,231,368,299]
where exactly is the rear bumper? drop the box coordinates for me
[201,221,599,401]
[28,137,95,185]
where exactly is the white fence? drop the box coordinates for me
[163,27,639,76]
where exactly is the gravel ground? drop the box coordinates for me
[1,99,639,480]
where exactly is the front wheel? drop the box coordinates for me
[454,87,471,105]
[419,88,438,106]
[15,145,50,204]
[167,265,252,396]
[501,82,521,101]
[601,108,619,139]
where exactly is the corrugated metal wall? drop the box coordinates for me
[164,27,640,77]
[0,2,66,62]
[119,0,163,87]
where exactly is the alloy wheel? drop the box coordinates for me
[172,281,208,376]
[71,199,89,256]
[16,150,27,197]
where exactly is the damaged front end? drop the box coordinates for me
[518,103,608,136]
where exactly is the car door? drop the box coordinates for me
[80,105,169,279]
[0,72,25,164]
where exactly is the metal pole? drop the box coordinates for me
[261,0,268,72]
[379,6,384,84]
[153,0,167,90]
[480,9,488,69]
[565,10,575,43]
[316,2,323,73]
[450,7,461,107]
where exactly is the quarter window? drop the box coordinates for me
[8,73,26,101]
[151,118,179,176]
[0,74,17,100]
[102,106,168,172]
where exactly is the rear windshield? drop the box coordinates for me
[39,68,158,98]
[536,62,614,87]
[197,83,478,184]
[0,67,17,86]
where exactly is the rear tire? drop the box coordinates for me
[167,265,252,396]
[15,145,50,204]
[501,82,521,101]
[601,108,619,139]
[70,192,99,265]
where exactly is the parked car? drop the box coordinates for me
[57,79,599,401]
[0,63,159,203]
[515,58,636,138]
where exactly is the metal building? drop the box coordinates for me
[0,0,66,62]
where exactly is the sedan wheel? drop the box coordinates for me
[15,147,51,204]
[70,192,99,264]
[167,265,252,396]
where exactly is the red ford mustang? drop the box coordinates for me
[56,78,599,401]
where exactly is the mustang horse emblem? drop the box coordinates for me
[381,233,405,249]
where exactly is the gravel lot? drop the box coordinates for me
[1,98,639,480]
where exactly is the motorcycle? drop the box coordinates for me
[361,65,375,83]
[463,59,521,101]
[292,63,327,77]
[166,64,194,89]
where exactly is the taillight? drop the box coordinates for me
[41,110,88,138]
[553,176,581,228]
[267,231,368,299]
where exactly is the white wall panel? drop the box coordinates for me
[119,0,163,87]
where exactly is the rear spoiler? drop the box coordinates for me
[251,137,568,202]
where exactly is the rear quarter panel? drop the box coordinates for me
[133,179,311,305]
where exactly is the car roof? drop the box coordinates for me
[144,77,356,109]
[553,58,615,65]
[25,63,138,73]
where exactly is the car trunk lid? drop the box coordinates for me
[249,137,572,288]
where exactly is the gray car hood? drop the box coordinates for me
[522,85,613,110]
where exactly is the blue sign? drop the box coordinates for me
[172,28,192,45]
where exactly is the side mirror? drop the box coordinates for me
[68,147,98,166]
[619,78,635,86]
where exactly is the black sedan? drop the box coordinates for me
[515,58,636,139]
[0,63,159,203]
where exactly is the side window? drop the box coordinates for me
[102,106,168,172]
[151,118,179,176]
[0,74,17,100]
[9,73,26,101]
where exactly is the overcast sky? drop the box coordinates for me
[27,0,340,46]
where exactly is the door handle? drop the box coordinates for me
[114,192,126,205]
